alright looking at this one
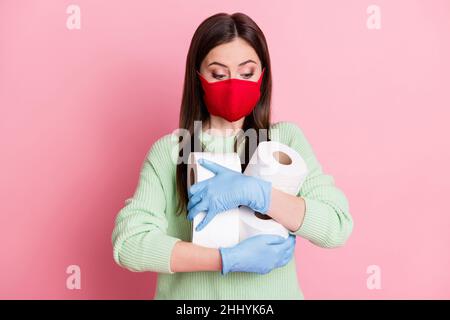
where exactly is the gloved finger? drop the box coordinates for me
[187,189,205,211]
[277,239,296,263]
[195,209,217,231]
[198,158,229,174]
[188,178,210,197]
[287,234,296,246]
[267,235,295,255]
[278,235,296,251]
[285,243,296,259]
[279,238,296,262]
[279,246,295,267]
[187,199,209,222]
[262,234,289,245]
[278,253,291,268]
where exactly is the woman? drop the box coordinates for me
[111,12,353,299]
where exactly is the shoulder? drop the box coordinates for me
[145,131,180,167]
[269,121,308,146]
[269,121,320,172]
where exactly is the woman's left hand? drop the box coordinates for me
[188,158,272,231]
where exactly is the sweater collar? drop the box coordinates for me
[200,129,241,153]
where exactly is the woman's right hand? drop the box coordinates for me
[219,234,296,275]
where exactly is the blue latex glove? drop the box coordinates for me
[219,234,296,275]
[188,158,272,231]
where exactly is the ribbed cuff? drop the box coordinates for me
[153,235,181,274]
[119,233,181,274]
[291,197,331,242]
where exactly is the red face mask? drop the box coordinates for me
[197,68,265,122]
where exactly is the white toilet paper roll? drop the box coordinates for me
[240,141,308,241]
[244,141,308,194]
[187,152,241,248]
[239,206,289,239]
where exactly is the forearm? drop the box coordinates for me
[267,187,306,232]
[170,241,222,272]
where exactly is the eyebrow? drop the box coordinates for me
[207,59,257,68]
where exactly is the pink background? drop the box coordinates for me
[1,0,449,299]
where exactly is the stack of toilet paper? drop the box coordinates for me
[187,141,308,248]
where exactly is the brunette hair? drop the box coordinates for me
[175,12,272,215]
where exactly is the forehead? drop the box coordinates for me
[203,38,260,67]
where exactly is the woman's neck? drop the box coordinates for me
[203,115,245,137]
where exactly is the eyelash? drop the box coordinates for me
[213,73,254,80]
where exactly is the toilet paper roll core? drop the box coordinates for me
[273,150,292,165]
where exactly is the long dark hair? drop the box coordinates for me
[175,12,273,215]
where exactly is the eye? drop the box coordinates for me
[241,73,254,79]
[212,73,226,80]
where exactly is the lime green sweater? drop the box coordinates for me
[111,121,353,299]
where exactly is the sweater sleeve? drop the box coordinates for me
[273,122,354,248]
[111,138,180,273]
